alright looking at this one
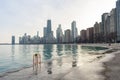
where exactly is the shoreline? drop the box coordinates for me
[103,50,120,80]
[85,44,120,80]
[0,44,119,80]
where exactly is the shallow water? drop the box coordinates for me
[0,44,107,74]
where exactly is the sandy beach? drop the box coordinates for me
[103,50,120,80]
[80,43,120,80]
[0,43,120,80]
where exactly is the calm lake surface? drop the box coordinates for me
[0,44,108,73]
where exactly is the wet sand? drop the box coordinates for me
[82,43,120,80]
[103,51,120,80]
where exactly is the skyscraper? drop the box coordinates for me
[86,27,94,43]
[44,27,47,38]
[12,36,15,45]
[93,22,100,43]
[116,0,120,42]
[56,24,64,43]
[109,8,117,42]
[43,19,56,43]
[47,20,52,34]
[71,21,78,43]
[80,30,87,43]
[64,29,72,43]
[102,13,109,42]
[37,31,39,37]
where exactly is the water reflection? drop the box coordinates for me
[43,44,53,60]
[57,44,63,56]
[71,44,78,67]
[33,45,40,53]
[19,45,30,57]
[11,45,15,61]
[64,44,72,51]
[47,60,52,74]
[56,44,63,66]
[43,44,53,74]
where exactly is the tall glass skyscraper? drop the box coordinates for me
[71,21,78,42]
[43,19,56,43]
[101,13,109,42]
[12,36,15,45]
[44,27,47,38]
[56,24,63,43]
[47,20,52,34]
[116,0,120,42]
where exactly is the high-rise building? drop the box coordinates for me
[19,33,31,44]
[116,0,120,42]
[12,36,15,45]
[80,30,87,43]
[64,29,72,43]
[86,27,94,43]
[47,20,52,34]
[37,31,39,37]
[71,21,78,43]
[102,13,109,42]
[109,8,117,42]
[43,19,56,43]
[56,24,64,43]
[44,27,47,38]
[106,15,111,42]
[93,22,101,43]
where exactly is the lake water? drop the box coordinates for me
[0,44,108,74]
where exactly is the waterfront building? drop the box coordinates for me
[43,27,47,43]
[47,20,52,34]
[93,22,100,43]
[31,31,41,44]
[98,22,103,42]
[109,8,117,42]
[12,36,15,45]
[19,33,31,44]
[102,13,109,42]
[80,30,87,43]
[64,29,72,43]
[106,15,111,42]
[86,27,94,43]
[56,24,64,43]
[44,27,47,38]
[71,21,78,43]
[43,20,56,44]
[116,0,120,42]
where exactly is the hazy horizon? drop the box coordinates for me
[0,0,116,43]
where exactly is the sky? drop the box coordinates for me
[0,0,117,43]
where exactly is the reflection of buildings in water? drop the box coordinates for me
[11,45,15,61]
[57,44,63,56]
[43,44,53,60]
[64,44,72,51]
[19,45,30,55]
[47,60,52,74]
[56,44,63,66]
[64,44,72,55]
[34,45,40,52]
[72,54,77,67]
[43,44,53,74]
[72,60,77,67]
[71,44,78,67]
[57,57,62,66]
[72,44,78,55]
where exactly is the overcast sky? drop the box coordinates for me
[0,0,116,43]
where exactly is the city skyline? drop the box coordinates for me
[19,20,78,44]
[0,0,116,43]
